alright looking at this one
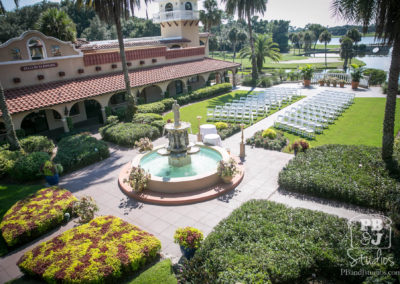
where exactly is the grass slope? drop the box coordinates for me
[280,98,400,149]
[127,259,177,284]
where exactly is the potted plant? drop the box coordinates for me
[339,79,346,88]
[217,158,238,183]
[174,227,204,259]
[350,64,364,89]
[299,65,314,87]
[325,77,331,87]
[318,78,325,86]
[41,160,63,185]
[331,77,338,87]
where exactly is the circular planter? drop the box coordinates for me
[180,245,196,259]
[352,81,359,89]
[45,174,59,185]
[304,79,311,87]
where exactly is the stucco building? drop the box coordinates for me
[0,0,239,137]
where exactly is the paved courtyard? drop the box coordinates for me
[0,83,385,283]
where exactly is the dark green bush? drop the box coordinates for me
[19,136,55,155]
[0,150,24,178]
[160,98,175,111]
[363,68,387,85]
[259,76,272,88]
[278,144,400,211]
[132,113,163,124]
[113,107,127,121]
[241,76,258,87]
[218,124,241,140]
[382,82,400,94]
[100,123,160,147]
[105,115,119,125]
[176,95,191,105]
[246,130,287,151]
[151,120,166,133]
[190,83,232,100]
[180,200,397,283]
[137,102,165,114]
[10,152,50,181]
[54,134,109,172]
[15,129,26,138]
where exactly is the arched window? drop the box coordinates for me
[185,2,192,10]
[165,3,173,12]
[28,38,45,60]
[170,45,181,49]
[199,40,205,46]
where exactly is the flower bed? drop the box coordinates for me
[0,187,77,247]
[246,129,287,151]
[278,144,400,211]
[17,216,161,283]
[179,200,397,283]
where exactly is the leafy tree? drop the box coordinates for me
[339,36,353,72]
[36,8,77,41]
[319,30,332,68]
[228,27,239,61]
[240,34,281,73]
[61,0,96,37]
[209,36,219,57]
[0,82,20,150]
[332,0,400,161]
[81,15,113,40]
[346,27,362,55]
[270,20,290,53]
[306,23,326,51]
[223,0,268,81]
[199,0,222,33]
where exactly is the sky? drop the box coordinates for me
[4,0,349,28]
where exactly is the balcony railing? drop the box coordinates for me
[153,10,199,23]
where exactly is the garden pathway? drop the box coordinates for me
[0,84,385,283]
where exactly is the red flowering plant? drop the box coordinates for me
[174,227,204,249]
[17,216,161,283]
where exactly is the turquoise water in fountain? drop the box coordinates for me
[139,147,222,178]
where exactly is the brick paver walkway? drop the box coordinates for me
[0,84,384,283]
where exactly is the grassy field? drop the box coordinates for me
[277,98,400,150]
[0,184,43,256]
[164,91,304,134]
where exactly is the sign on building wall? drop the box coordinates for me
[20,63,58,71]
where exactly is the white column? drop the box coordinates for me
[61,117,69,133]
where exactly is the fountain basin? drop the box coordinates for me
[131,144,230,194]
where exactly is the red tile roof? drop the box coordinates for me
[4,58,240,115]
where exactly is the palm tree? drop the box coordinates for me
[228,27,238,62]
[76,0,150,121]
[339,36,353,71]
[332,0,400,161]
[303,31,314,56]
[290,33,300,54]
[239,34,281,73]
[199,0,222,33]
[319,30,332,69]
[0,82,20,150]
[36,8,77,42]
[223,0,268,81]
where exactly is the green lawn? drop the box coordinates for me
[0,184,43,256]
[164,90,304,134]
[278,98,400,150]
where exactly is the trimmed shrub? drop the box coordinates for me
[17,216,161,283]
[218,124,241,140]
[137,102,165,114]
[179,200,397,283]
[215,122,228,130]
[20,135,55,155]
[133,113,163,124]
[190,83,232,100]
[10,152,50,181]
[262,128,276,139]
[0,150,23,178]
[363,68,387,85]
[278,144,400,211]
[176,95,191,105]
[246,130,287,151]
[100,123,160,147]
[151,120,166,133]
[106,115,119,125]
[0,187,77,247]
[54,134,110,172]
[161,98,175,111]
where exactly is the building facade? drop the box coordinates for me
[0,0,239,137]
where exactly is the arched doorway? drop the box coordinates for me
[141,85,163,103]
[167,80,184,97]
[84,100,103,124]
[187,75,206,92]
[21,110,49,135]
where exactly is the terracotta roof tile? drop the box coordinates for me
[4,58,240,115]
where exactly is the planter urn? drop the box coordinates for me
[180,245,196,259]
[304,80,311,87]
[45,174,59,186]
[352,81,359,89]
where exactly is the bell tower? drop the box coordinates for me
[153,0,200,47]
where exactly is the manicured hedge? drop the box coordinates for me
[0,150,23,178]
[190,83,232,100]
[137,102,165,114]
[20,136,55,155]
[100,123,160,147]
[0,187,77,247]
[133,113,163,124]
[363,68,387,85]
[17,216,161,283]
[9,151,50,181]
[246,130,287,151]
[278,144,400,211]
[180,200,397,283]
[151,120,166,133]
[217,124,241,140]
[54,134,110,173]
[160,98,175,111]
